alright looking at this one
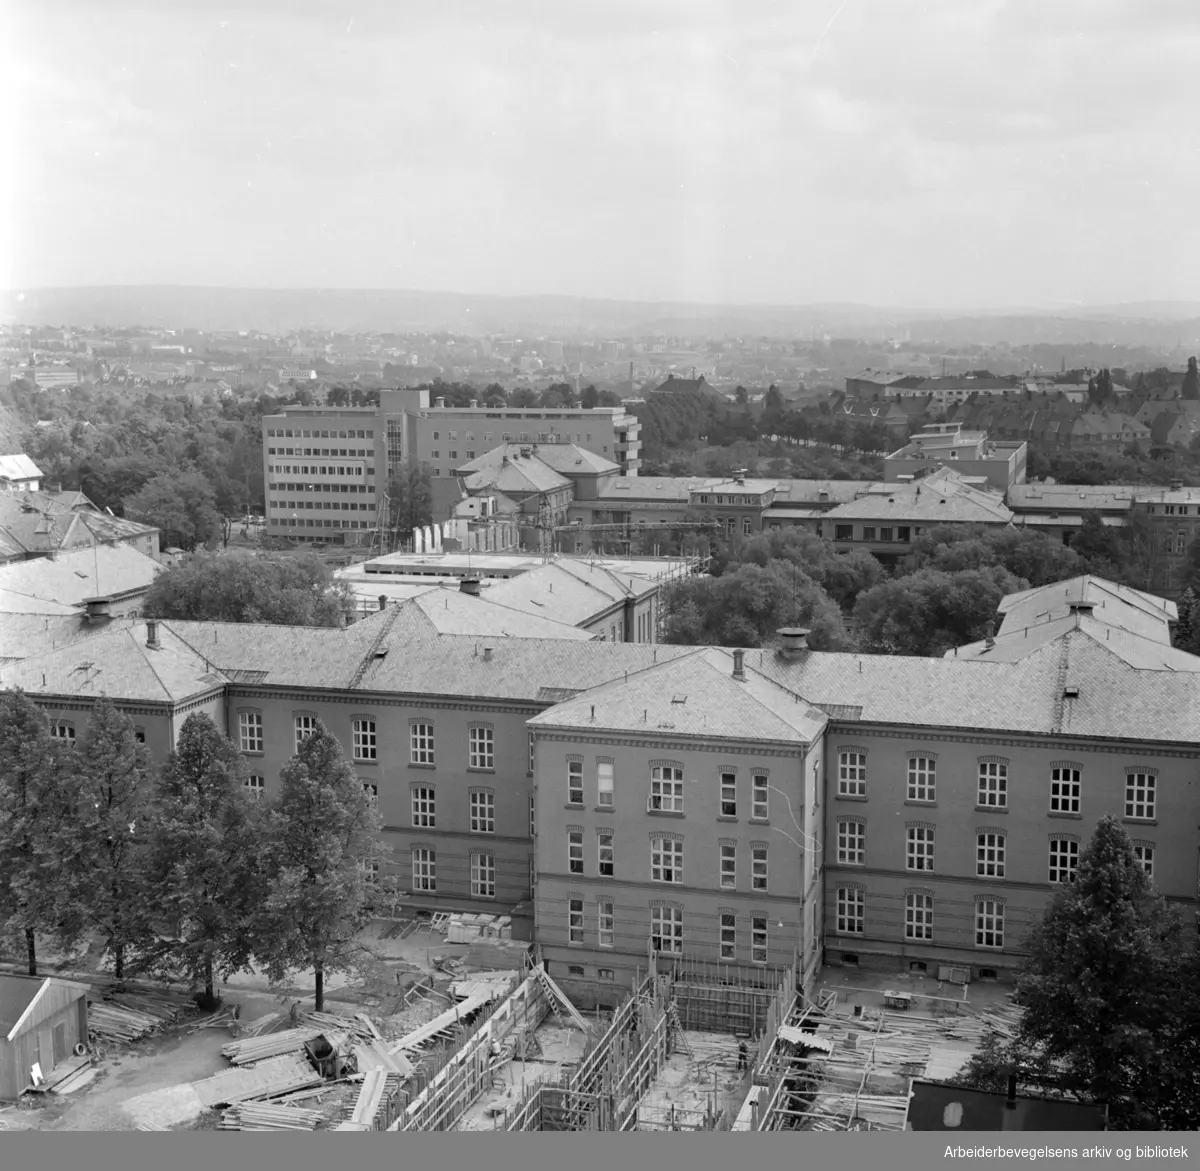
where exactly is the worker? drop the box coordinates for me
[737,1040,749,1074]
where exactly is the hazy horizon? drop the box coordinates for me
[4,1,1198,308]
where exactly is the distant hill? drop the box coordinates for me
[2,286,1198,345]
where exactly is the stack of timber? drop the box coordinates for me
[221,1027,324,1065]
[386,989,496,1058]
[237,1012,282,1038]
[218,1102,324,1131]
[88,988,196,1045]
[192,1054,325,1108]
[186,1006,240,1033]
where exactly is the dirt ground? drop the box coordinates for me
[815,964,1016,1014]
[635,1031,745,1130]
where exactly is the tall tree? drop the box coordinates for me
[384,460,434,552]
[0,691,80,975]
[143,551,353,626]
[68,699,159,980]
[253,725,385,1012]
[126,470,222,551]
[1182,356,1199,401]
[1013,815,1200,1129]
[148,713,262,1009]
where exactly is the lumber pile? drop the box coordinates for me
[305,1010,381,1044]
[134,1122,169,1131]
[238,1012,282,1038]
[88,988,196,1045]
[186,1006,240,1033]
[386,989,493,1057]
[218,1102,324,1131]
[221,1027,323,1065]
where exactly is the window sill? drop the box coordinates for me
[568,869,584,877]
[594,806,615,813]
[408,762,436,771]
[241,751,265,758]
[976,872,1006,881]
[1047,810,1082,820]
[836,793,868,802]
[565,802,585,810]
[904,799,937,808]
[1122,816,1157,826]
[716,815,738,823]
[354,759,378,767]
[467,767,496,775]
[975,805,1008,813]
[647,809,685,818]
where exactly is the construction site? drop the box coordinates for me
[0,911,1022,1134]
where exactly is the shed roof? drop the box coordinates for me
[1,974,88,1040]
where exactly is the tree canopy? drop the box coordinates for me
[143,551,354,626]
[126,471,223,551]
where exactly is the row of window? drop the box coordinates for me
[269,517,375,529]
[566,830,772,890]
[835,888,1007,948]
[239,713,496,770]
[428,450,476,462]
[564,762,773,819]
[410,846,500,898]
[567,900,772,963]
[1160,530,1192,554]
[50,721,145,744]
[269,480,371,492]
[268,464,368,478]
[265,428,375,441]
[832,525,912,543]
[270,501,377,513]
[835,819,1155,882]
[835,752,1158,820]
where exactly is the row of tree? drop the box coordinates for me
[954,816,1200,1130]
[0,693,384,1011]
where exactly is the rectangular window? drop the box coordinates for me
[1049,838,1079,884]
[239,711,263,754]
[742,517,752,535]
[651,836,683,883]
[569,897,584,944]
[975,900,1004,948]
[905,892,933,941]
[568,830,584,874]
[598,900,614,948]
[528,732,535,775]
[568,760,584,805]
[836,887,864,934]
[834,524,853,541]
[720,843,736,889]
[976,832,1005,878]
[650,765,684,813]
[838,752,866,797]
[879,526,893,543]
[597,762,614,807]
[751,845,768,891]
[978,762,1007,808]
[1134,844,1154,879]
[906,827,934,871]
[412,847,436,892]
[529,794,536,838]
[294,714,318,752]
[244,775,265,800]
[471,852,496,898]
[720,771,737,817]
[838,820,865,866]
[598,831,614,877]
[1125,773,1156,820]
[470,791,495,834]
[752,774,768,820]
[650,905,683,954]
[352,718,377,761]
[412,786,435,828]
[907,757,936,802]
[751,915,768,964]
[469,726,494,770]
[861,525,876,541]
[1050,766,1080,814]
[409,722,435,764]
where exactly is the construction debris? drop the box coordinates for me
[88,988,196,1045]
[186,1006,240,1033]
[218,1102,325,1131]
[221,1027,324,1066]
[387,989,497,1058]
[192,1054,325,1108]
[237,1012,283,1038]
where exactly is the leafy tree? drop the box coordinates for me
[0,690,80,975]
[904,524,1088,588]
[1068,512,1124,574]
[1013,815,1200,1129]
[148,713,263,1009]
[1182,356,1199,402]
[1174,587,1200,655]
[853,566,1025,656]
[385,460,434,552]
[580,384,599,410]
[253,725,385,1012]
[67,699,158,979]
[1086,368,1114,405]
[735,386,749,405]
[126,470,223,550]
[143,552,353,626]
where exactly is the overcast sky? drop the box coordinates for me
[2,0,1197,308]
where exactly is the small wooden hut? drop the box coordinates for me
[0,974,90,1101]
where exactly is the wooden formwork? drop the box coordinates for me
[657,954,796,1037]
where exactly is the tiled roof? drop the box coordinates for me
[529,647,828,745]
[998,575,1177,627]
[403,587,595,640]
[481,560,654,627]
[0,454,43,481]
[456,447,572,495]
[0,544,163,607]
[820,470,1012,524]
[0,613,136,661]
[0,588,80,615]
[0,621,227,704]
[1006,484,1137,512]
[519,443,619,476]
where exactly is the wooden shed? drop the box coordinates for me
[0,974,90,1101]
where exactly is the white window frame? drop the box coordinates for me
[975,899,1004,949]
[529,794,536,838]
[410,721,435,765]
[598,831,614,877]
[977,761,1007,808]
[1125,772,1156,820]
[568,897,584,944]
[361,781,378,808]
[568,830,584,874]
[649,765,684,813]
[905,892,933,941]
[1049,837,1079,884]
[597,761,614,807]
[352,718,377,762]
[719,912,736,960]
[471,851,496,898]
[650,905,683,954]
[412,847,436,892]
[751,915,768,964]
[568,760,584,805]
[907,756,936,802]
[651,835,683,884]
[244,774,265,800]
[751,845,768,892]
[239,711,263,754]
[837,819,865,866]
[751,774,768,820]
[1133,843,1154,879]
[49,721,75,741]
[720,843,736,889]
[469,725,495,770]
[906,827,934,872]
[411,786,435,828]
[720,771,737,817]
[836,887,864,935]
[976,832,1005,878]
[470,790,496,834]
[294,714,319,752]
[1050,766,1081,814]
[838,752,866,797]
[598,899,615,948]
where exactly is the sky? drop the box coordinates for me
[2,0,1198,309]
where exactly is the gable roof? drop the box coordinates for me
[998,575,1176,626]
[529,647,828,745]
[0,613,137,663]
[821,470,1012,524]
[455,447,572,496]
[481,559,655,627]
[0,453,43,482]
[517,443,619,476]
[0,543,163,607]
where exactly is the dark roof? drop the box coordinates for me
[906,1080,1106,1131]
[0,975,46,1035]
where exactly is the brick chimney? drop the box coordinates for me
[83,596,113,626]
[775,627,810,660]
[732,648,746,681]
[460,578,481,597]
[146,619,160,649]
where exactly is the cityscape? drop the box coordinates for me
[1,0,1197,1153]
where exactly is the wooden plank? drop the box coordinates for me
[386,990,491,1056]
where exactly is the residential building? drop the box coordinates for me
[0,489,160,565]
[0,453,43,492]
[0,543,163,615]
[885,424,1028,492]
[1135,483,1200,592]
[1005,484,1135,547]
